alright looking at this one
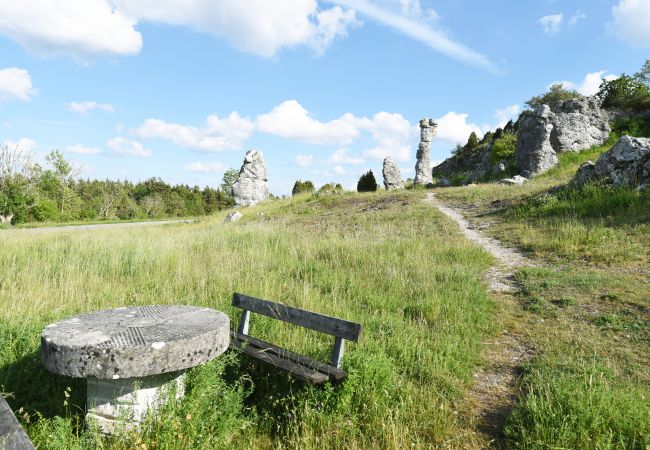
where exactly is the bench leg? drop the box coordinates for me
[237,310,250,335]
[331,337,344,369]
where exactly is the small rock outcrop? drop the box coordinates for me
[499,175,527,186]
[573,135,650,190]
[414,118,437,185]
[232,149,269,207]
[224,211,243,222]
[382,156,403,190]
[515,98,610,177]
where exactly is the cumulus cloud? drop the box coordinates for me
[134,112,254,152]
[434,112,486,145]
[556,70,618,96]
[610,0,650,48]
[494,104,521,128]
[0,68,36,103]
[294,154,314,167]
[327,148,366,165]
[332,0,499,73]
[568,11,587,26]
[0,0,358,60]
[64,145,102,155]
[2,137,37,153]
[184,161,225,173]
[66,101,115,115]
[0,0,142,59]
[106,137,151,157]
[538,14,563,35]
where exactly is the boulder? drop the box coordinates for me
[224,211,243,223]
[382,156,403,190]
[515,105,558,177]
[572,136,650,190]
[414,118,437,185]
[492,160,507,175]
[499,175,527,186]
[232,149,269,207]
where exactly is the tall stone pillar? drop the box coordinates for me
[414,118,437,186]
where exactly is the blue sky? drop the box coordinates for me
[0,0,648,194]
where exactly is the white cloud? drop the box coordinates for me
[434,112,486,145]
[2,138,37,153]
[556,70,619,96]
[64,144,102,155]
[0,68,36,103]
[568,11,587,26]
[332,0,499,73]
[294,154,314,167]
[0,0,142,59]
[538,14,563,35]
[610,0,650,48]
[106,137,152,157]
[134,112,254,152]
[494,104,521,128]
[327,148,365,165]
[66,101,115,115]
[184,161,225,173]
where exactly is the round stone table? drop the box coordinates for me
[40,305,229,434]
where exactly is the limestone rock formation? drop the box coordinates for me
[515,105,558,177]
[499,175,527,186]
[382,156,403,190]
[232,149,269,207]
[414,118,437,185]
[515,98,610,177]
[224,211,243,222]
[573,135,650,190]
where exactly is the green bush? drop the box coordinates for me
[357,170,378,192]
[489,134,517,165]
[611,116,650,138]
[291,180,315,196]
[318,182,344,194]
[598,75,650,112]
[526,84,582,109]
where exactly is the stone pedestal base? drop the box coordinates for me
[86,372,185,434]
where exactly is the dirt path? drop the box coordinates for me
[3,219,196,234]
[426,193,535,447]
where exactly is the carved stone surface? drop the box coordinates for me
[415,118,437,185]
[232,149,269,207]
[382,156,403,190]
[41,305,230,379]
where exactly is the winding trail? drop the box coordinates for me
[426,193,535,447]
[3,219,196,234]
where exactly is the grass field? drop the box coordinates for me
[436,139,650,449]
[1,191,499,449]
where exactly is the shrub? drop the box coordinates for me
[357,170,378,192]
[490,134,517,164]
[526,84,582,109]
[611,116,650,138]
[291,180,315,196]
[597,75,650,112]
[318,182,344,194]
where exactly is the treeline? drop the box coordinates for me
[0,149,237,224]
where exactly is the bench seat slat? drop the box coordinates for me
[232,293,362,342]
[231,337,329,384]
[231,332,347,382]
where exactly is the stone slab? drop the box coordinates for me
[0,396,34,450]
[41,305,230,379]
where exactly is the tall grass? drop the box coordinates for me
[0,191,496,449]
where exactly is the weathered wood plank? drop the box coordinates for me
[0,396,35,450]
[330,336,345,369]
[231,332,347,382]
[232,338,329,384]
[232,293,362,342]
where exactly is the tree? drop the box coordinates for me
[526,83,582,109]
[490,134,517,164]
[597,74,650,111]
[635,59,650,86]
[467,132,479,149]
[503,119,517,135]
[219,168,238,206]
[291,180,315,196]
[0,143,38,224]
[357,170,378,192]
[318,183,344,194]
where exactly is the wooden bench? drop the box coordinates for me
[230,293,362,384]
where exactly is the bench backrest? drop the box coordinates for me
[232,293,362,342]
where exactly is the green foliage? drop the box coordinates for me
[291,180,315,196]
[466,131,479,149]
[597,74,650,112]
[526,83,582,109]
[611,115,650,138]
[357,170,378,192]
[318,182,344,194]
[489,134,517,164]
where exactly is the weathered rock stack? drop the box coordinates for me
[414,118,437,185]
[516,98,610,177]
[573,135,650,190]
[382,156,403,190]
[232,149,269,207]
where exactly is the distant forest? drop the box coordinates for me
[0,148,237,224]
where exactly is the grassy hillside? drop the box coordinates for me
[0,191,498,449]
[436,134,650,449]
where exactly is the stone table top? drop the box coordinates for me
[41,305,230,379]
